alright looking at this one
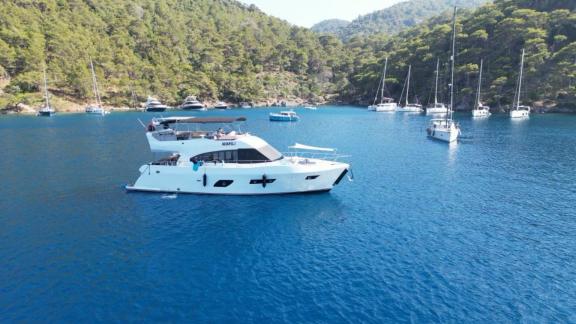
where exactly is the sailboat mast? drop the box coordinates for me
[476,59,483,109]
[516,48,525,110]
[406,65,411,106]
[449,7,457,121]
[381,57,388,104]
[43,66,50,108]
[372,69,382,106]
[434,58,439,105]
[90,58,101,108]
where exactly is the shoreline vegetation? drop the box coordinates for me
[0,0,574,115]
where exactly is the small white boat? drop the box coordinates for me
[37,67,55,117]
[427,7,460,143]
[472,59,491,118]
[180,96,206,110]
[240,102,252,109]
[214,101,228,109]
[425,59,449,115]
[126,117,350,195]
[368,57,397,112]
[270,110,299,122]
[85,59,110,115]
[427,118,460,143]
[145,96,169,112]
[510,49,530,119]
[303,104,318,110]
[396,65,423,113]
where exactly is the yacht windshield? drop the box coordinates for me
[258,144,283,161]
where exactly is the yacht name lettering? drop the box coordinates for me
[222,141,236,146]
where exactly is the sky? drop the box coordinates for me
[238,0,404,28]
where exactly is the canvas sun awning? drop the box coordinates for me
[288,143,335,152]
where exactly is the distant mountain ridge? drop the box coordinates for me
[311,0,490,40]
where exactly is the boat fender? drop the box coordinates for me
[262,174,267,188]
[203,173,207,187]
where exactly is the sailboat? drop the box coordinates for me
[425,58,448,115]
[368,57,397,112]
[85,59,110,115]
[510,49,531,118]
[426,7,460,143]
[37,66,55,117]
[396,65,423,112]
[472,59,491,117]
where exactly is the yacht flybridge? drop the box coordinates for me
[126,117,350,195]
[368,57,397,112]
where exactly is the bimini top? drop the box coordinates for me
[159,116,246,125]
[289,143,335,152]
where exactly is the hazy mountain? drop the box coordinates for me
[312,0,490,40]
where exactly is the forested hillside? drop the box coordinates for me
[343,0,576,110]
[0,0,574,112]
[310,19,350,38]
[312,0,489,41]
[0,0,350,109]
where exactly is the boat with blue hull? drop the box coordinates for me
[269,110,299,122]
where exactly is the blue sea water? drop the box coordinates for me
[1,107,575,322]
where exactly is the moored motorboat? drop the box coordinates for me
[126,117,350,195]
[269,110,299,122]
[180,96,206,110]
[214,101,228,109]
[145,96,169,112]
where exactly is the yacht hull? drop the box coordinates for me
[37,111,55,117]
[472,110,490,117]
[510,110,529,118]
[427,129,459,143]
[146,107,167,112]
[127,160,349,195]
[425,108,448,115]
[181,105,206,110]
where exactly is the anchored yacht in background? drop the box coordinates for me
[126,117,350,195]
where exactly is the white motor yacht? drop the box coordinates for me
[472,59,491,118]
[85,59,110,115]
[145,96,169,112]
[396,65,423,113]
[425,59,449,115]
[368,57,397,112]
[126,117,350,195]
[510,49,531,119]
[214,101,228,109]
[180,96,206,110]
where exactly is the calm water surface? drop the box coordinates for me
[0,107,575,322]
